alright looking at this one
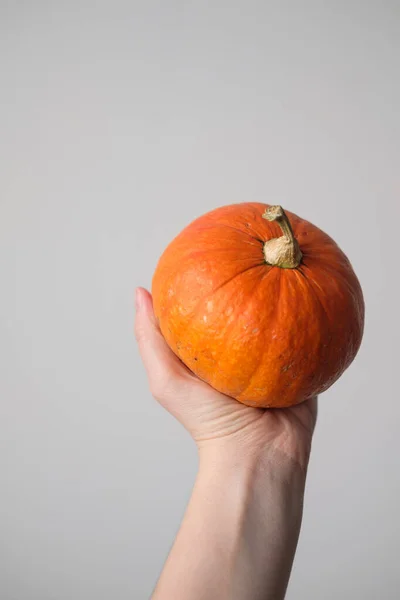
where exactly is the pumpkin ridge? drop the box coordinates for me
[210,269,270,395]
[304,259,362,307]
[165,263,266,360]
[296,265,328,314]
[193,222,265,245]
[184,262,266,343]
[298,263,363,373]
[296,265,331,350]
[210,263,266,296]
[238,269,282,400]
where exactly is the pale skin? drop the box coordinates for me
[135,287,317,600]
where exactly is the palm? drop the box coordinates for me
[171,375,317,471]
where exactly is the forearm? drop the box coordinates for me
[152,448,306,600]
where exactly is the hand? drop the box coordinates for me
[136,286,318,599]
[135,287,317,474]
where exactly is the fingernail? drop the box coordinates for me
[135,288,142,311]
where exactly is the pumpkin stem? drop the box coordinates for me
[262,205,303,268]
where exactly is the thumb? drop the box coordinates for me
[134,287,190,401]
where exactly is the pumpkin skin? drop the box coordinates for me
[152,203,364,408]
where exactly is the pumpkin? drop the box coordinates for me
[152,203,364,408]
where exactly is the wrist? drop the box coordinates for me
[196,441,307,537]
[198,436,309,492]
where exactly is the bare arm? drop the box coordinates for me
[152,449,306,600]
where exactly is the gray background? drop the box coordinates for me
[1,2,399,599]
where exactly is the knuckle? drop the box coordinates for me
[134,322,147,345]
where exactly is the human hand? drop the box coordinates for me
[135,287,317,475]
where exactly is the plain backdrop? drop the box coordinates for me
[1,2,399,599]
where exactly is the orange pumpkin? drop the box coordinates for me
[152,203,364,408]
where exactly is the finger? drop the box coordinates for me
[134,287,189,399]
